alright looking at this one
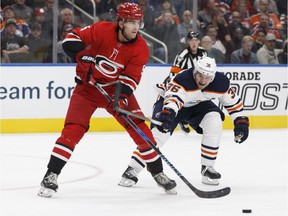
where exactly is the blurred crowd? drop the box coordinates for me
[1,0,287,64]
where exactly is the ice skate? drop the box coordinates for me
[152,172,177,195]
[38,171,58,198]
[178,122,190,135]
[118,166,138,187]
[201,165,221,186]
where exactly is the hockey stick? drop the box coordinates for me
[112,107,162,126]
[95,81,231,198]
[91,80,162,126]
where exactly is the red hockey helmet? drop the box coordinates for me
[117,2,143,20]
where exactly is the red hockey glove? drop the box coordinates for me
[75,49,96,84]
[157,108,176,133]
[108,94,128,116]
[233,116,249,144]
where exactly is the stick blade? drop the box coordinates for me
[194,187,231,198]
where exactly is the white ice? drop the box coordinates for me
[0,129,287,216]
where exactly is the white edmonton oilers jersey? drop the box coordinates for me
[163,67,244,119]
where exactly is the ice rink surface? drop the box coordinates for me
[0,129,287,216]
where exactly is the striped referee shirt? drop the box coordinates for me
[170,47,208,75]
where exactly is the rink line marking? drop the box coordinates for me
[0,154,103,191]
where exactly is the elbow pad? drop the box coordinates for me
[62,41,85,60]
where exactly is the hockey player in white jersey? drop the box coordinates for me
[119,56,249,187]
[165,31,207,134]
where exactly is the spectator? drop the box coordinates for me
[154,10,181,63]
[206,24,226,55]
[43,0,54,23]
[198,0,216,35]
[172,0,193,19]
[236,0,252,21]
[251,29,267,53]
[155,0,180,25]
[230,0,255,16]
[201,35,226,64]
[59,8,80,38]
[256,33,283,64]
[228,11,250,36]
[137,0,156,35]
[210,8,234,55]
[214,0,231,21]
[177,10,194,40]
[1,6,30,38]
[1,18,29,62]
[26,22,50,62]
[11,0,34,25]
[249,0,283,30]
[250,13,283,47]
[0,15,10,64]
[33,8,53,42]
[277,39,287,64]
[231,27,245,50]
[231,35,258,64]
[57,24,74,63]
[201,35,226,63]
[253,0,279,16]
[34,8,46,23]
[32,1,54,49]
[232,1,253,31]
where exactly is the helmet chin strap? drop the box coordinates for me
[121,28,131,42]
[120,24,136,42]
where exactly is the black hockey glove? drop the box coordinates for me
[233,116,249,144]
[157,108,176,133]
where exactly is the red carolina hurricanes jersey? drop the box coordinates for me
[62,21,149,93]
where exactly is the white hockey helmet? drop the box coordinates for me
[194,56,217,77]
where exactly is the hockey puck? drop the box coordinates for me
[242,209,252,213]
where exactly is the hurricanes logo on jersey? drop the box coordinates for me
[94,55,124,78]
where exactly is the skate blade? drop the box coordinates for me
[234,134,244,143]
[38,187,56,198]
[202,176,219,186]
[156,183,177,195]
[178,125,190,135]
[164,188,177,195]
[118,177,136,187]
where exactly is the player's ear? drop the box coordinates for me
[118,20,124,29]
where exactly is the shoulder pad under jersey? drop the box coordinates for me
[173,68,198,91]
[205,72,230,93]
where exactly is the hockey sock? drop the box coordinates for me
[146,157,163,175]
[47,124,86,174]
[128,150,146,173]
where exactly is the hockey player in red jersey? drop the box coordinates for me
[119,56,249,187]
[38,2,176,198]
